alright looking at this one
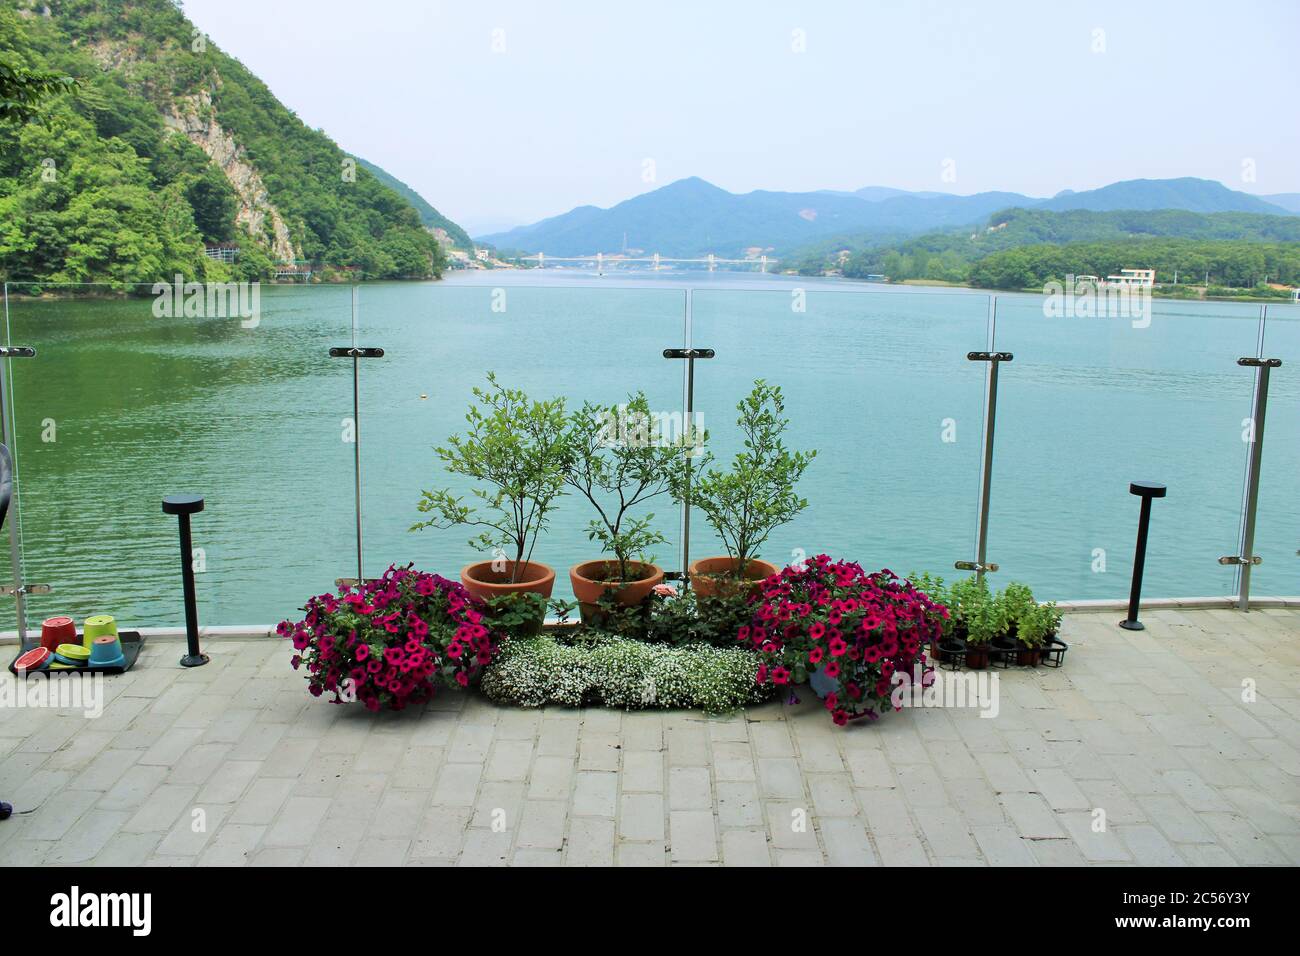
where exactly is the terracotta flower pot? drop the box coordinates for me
[570,560,664,624]
[689,556,779,599]
[459,560,555,603]
[1017,647,1042,666]
[965,643,990,670]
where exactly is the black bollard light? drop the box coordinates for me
[163,494,209,667]
[1119,482,1166,631]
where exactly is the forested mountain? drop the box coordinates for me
[0,0,465,285]
[480,175,1294,259]
[353,156,472,250]
[828,207,1300,290]
[967,240,1300,292]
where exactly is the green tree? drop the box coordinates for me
[0,59,75,125]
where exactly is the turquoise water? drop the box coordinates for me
[1,272,1296,630]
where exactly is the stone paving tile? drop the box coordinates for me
[0,610,1295,866]
[566,816,615,866]
[669,810,718,863]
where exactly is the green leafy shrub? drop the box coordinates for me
[1013,600,1062,648]
[998,582,1036,629]
[480,591,574,640]
[594,585,753,647]
[480,631,772,714]
[942,576,1006,647]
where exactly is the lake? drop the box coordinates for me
[1,271,1296,630]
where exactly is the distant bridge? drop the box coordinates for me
[517,252,777,273]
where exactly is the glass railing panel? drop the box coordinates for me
[1,280,355,631]
[988,293,1262,601]
[688,285,991,581]
[1255,303,1300,597]
[356,278,688,605]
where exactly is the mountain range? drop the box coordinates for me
[479,177,1299,259]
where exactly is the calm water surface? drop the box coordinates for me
[2,271,1296,628]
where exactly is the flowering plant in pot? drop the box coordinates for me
[672,380,816,598]
[745,556,948,725]
[562,392,684,624]
[412,373,568,622]
[279,564,502,712]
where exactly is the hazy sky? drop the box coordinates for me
[181,0,1300,235]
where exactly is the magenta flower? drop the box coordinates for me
[744,557,948,727]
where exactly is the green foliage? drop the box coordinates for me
[962,593,1007,647]
[825,207,1300,291]
[481,592,574,639]
[1015,601,1061,648]
[597,586,753,647]
[968,238,1300,290]
[0,57,76,125]
[943,576,1001,646]
[563,392,684,582]
[676,380,816,574]
[353,155,471,249]
[412,374,569,580]
[998,582,1036,627]
[942,576,1060,648]
[480,630,773,714]
[0,0,451,283]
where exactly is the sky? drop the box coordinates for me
[181,0,1300,236]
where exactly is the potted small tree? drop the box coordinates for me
[412,373,568,614]
[674,380,816,598]
[563,392,683,623]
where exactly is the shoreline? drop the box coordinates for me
[2,272,1294,305]
[870,277,1296,304]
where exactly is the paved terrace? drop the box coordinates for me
[0,608,1297,866]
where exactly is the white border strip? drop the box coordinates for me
[1055,595,1300,613]
[0,624,275,644]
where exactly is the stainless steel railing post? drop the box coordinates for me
[1227,349,1281,611]
[956,303,1011,586]
[329,288,384,587]
[0,282,42,642]
[665,290,714,587]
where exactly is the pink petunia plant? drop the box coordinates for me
[745,555,948,725]
[278,564,502,712]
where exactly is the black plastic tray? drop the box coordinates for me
[8,631,145,676]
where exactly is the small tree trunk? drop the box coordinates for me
[513,542,526,584]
